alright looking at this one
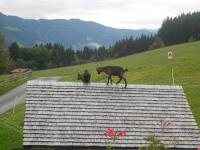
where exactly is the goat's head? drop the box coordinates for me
[96,67,101,74]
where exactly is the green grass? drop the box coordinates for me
[0,104,25,150]
[0,79,32,95]
[0,74,8,82]
[0,41,200,149]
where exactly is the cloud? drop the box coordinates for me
[0,0,200,29]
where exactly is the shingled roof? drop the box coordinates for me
[23,81,200,150]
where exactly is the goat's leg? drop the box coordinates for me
[106,77,109,85]
[110,75,113,85]
[107,75,111,85]
[122,76,127,88]
[116,76,122,85]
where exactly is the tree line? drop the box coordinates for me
[0,37,110,73]
[1,34,161,74]
[158,11,200,46]
[0,11,200,74]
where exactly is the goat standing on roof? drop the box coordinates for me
[77,70,91,83]
[96,66,128,88]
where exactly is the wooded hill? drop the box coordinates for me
[0,11,200,74]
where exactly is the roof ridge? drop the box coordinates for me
[27,80,182,89]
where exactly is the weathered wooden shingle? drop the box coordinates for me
[23,81,200,149]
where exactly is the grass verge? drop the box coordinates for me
[0,104,25,150]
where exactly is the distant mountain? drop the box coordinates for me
[0,12,157,49]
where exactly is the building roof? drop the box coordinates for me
[11,68,31,74]
[23,81,200,149]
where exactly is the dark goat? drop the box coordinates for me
[77,70,91,83]
[96,66,128,88]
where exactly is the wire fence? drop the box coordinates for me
[0,70,32,88]
[0,108,24,134]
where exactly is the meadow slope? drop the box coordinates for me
[33,41,200,128]
[0,41,200,149]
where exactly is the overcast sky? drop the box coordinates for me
[1,0,199,29]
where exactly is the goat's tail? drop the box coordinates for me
[124,68,128,72]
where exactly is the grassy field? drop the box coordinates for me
[0,41,200,150]
[0,104,24,150]
[0,79,31,95]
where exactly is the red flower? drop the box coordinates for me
[105,128,127,139]
[197,145,200,150]
[105,128,115,137]
[118,130,127,137]
[161,119,172,128]
[160,119,172,133]
[166,120,172,127]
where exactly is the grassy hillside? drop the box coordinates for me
[33,41,200,125]
[0,41,200,150]
[0,104,24,150]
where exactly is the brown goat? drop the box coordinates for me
[96,66,128,88]
[77,70,91,83]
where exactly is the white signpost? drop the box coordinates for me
[168,51,174,85]
[168,51,173,60]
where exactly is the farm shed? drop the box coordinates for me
[23,81,200,150]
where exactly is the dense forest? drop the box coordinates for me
[0,11,200,74]
[158,11,200,45]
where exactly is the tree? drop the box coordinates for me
[96,46,107,60]
[65,48,75,65]
[20,48,35,61]
[82,46,92,60]
[188,36,195,42]
[149,37,165,50]
[0,50,6,74]
[9,42,20,61]
[50,48,59,67]
[32,47,49,70]
[0,33,8,74]
[0,32,5,48]
[15,59,25,68]
[49,43,66,67]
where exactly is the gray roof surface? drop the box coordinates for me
[23,81,200,149]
